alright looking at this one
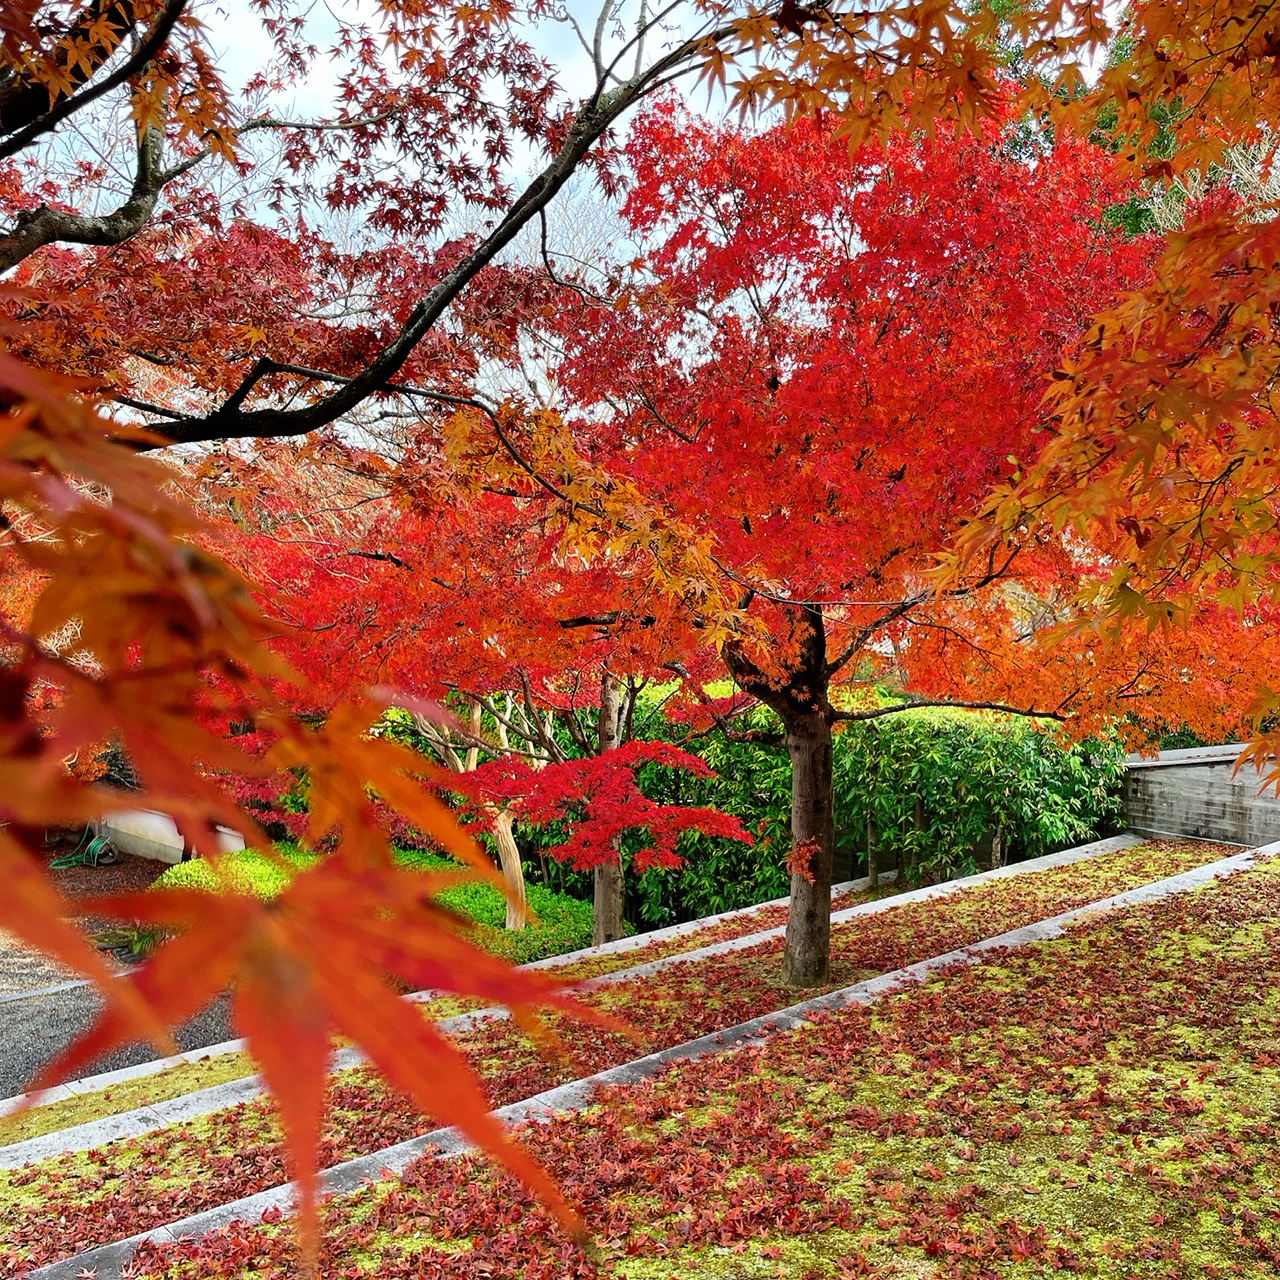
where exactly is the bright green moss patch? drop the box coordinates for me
[152,844,599,963]
[0,838,1253,1274]
[0,1053,259,1145]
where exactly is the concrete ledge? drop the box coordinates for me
[27,840,1268,1280]
[1125,743,1250,770]
[0,874,889,1114]
[3,835,1139,1113]
[523,869,893,972]
[0,835,1139,1160]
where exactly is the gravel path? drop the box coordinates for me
[0,848,227,1097]
[0,985,234,1098]
[0,933,77,998]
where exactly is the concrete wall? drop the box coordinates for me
[1123,744,1280,846]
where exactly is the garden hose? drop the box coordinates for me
[49,826,120,869]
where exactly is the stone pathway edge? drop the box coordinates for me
[0,832,1146,1118]
[0,836,1141,1158]
[0,871,893,1115]
[25,834,1268,1280]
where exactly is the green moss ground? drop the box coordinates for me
[114,853,1280,1280]
[0,841,1222,1159]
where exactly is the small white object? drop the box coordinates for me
[99,810,245,865]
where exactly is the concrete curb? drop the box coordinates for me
[26,836,1265,1280]
[0,837,1138,1161]
[0,980,93,1008]
[0,873,892,1117]
[2,834,1140,1115]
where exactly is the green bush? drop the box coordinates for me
[833,711,1127,882]
[630,706,794,925]
[392,846,599,960]
[628,703,1126,921]
[151,843,315,898]
[152,844,597,964]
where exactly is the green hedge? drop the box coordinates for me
[152,844,597,964]
[833,710,1126,879]
[628,705,1126,924]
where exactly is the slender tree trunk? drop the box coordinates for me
[866,744,879,890]
[782,709,835,987]
[865,810,878,889]
[913,794,924,882]
[489,808,528,930]
[593,671,626,946]
[724,604,836,988]
[991,825,1006,870]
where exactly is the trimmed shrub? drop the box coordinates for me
[629,705,1126,923]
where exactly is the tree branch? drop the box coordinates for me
[147,18,743,446]
[0,125,165,271]
[826,591,929,678]
[832,698,1068,723]
[0,0,187,158]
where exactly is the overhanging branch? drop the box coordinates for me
[145,18,743,446]
[833,698,1069,724]
[0,0,188,158]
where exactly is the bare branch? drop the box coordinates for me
[148,17,743,446]
[832,698,1068,724]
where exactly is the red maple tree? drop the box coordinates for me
[193,440,753,943]
[427,104,1275,984]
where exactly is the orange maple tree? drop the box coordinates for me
[0,353,634,1257]
[193,103,1280,994]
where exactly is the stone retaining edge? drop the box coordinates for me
[0,836,1140,1160]
[26,836,1265,1280]
[0,873,894,1116]
[3,833,1142,1113]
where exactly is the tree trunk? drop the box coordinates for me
[912,794,924,882]
[782,709,835,988]
[866,809,878,889]
[991,825,1006,870]
[593,671,626,946]
[594,855,626,945]
[490,808,528,930]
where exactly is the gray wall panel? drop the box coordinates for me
[1123,749,1280,845]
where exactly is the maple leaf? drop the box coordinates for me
[0,349,636,1266]
[31,851,622,1259]
[775,0,822,36]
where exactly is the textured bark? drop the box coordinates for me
[991,825,1006,869]
[0,126,164,270]
[0,0,140,136]
[593,856,625,946]
[490,808,528,930]
[724,604,838,989]
[912,794,924,880]
[781,710,835,987]
[593,671,626,946]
